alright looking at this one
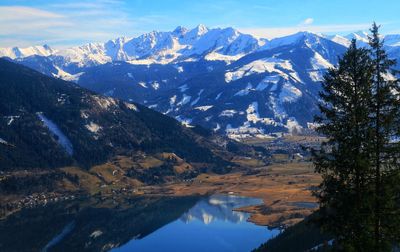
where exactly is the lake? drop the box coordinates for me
[0,195,279,252]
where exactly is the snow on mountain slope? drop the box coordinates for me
[225,57,297,83]
[5,26,400,139]
[327,35,351,47]
[0,25,262,69]
[384,34,400,47]
[345,31,370,45]
[260,31,324,50]
[0,45,54,59]
[37,112,74,155]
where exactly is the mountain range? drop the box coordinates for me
[2,25,400,139]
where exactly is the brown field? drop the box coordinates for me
[143,161,321,227]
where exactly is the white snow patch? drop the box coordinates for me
[93,96,117,109]
[175,115,193,127]
[90,230,103,239]
[37,113,73,155]
[169,95,177,105]
[85,122,102,134]
[53,66,84,82]
[310,52,333,69]
[205,115,213,121]
[0,137,8,145]
[190,97,200,106]
[225,57,296,83]
[234,83,253,96]
[151,82,160,90]
[279,82,302,102]
[179,84,189,92]
[138,81,148,88]
[175,65,184,73]
[256,75,281,91]
[177,94,191,106]
[80,110,89,119]
[219,110,237,117]
[286,118,302,133]
[5,116,19,126]
[245,102,279,126]
[195,105,213,111]
[214,123,221,132]
[125,102,138,111]
[204,52,244,63]
[308,52,333,81]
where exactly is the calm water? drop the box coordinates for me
[0,195,278,252]
[112,195,279,252]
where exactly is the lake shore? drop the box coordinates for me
[1,161,320,227]
[141,161,320,227]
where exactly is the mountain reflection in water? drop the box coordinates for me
[181,194,262,224]
[0,195,278,252]
[113,195,278,252]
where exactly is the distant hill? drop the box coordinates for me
[0,59,247,173]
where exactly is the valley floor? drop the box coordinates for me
[1,161,320,228]
[141,161,320,227]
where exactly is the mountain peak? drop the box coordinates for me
[173,26,188,35]
[345,30,370,41]
[261,31,323,50]
[192,24,209,36]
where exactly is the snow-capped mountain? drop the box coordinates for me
[2,26,400,139]
[0,44,54,59]
[1,25,264,67]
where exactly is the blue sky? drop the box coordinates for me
[1,0,400,47]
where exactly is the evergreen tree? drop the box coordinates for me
[313,39,375,250]
[368,22,400,251]
[313,23,400,251]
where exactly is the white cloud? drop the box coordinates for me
[301,18,314,26]
[239,23,371,39]
[0,6,64,20]
[0,1,167,47]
